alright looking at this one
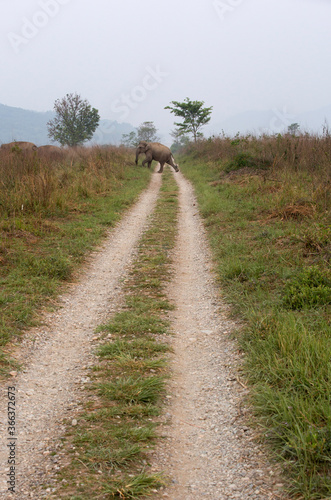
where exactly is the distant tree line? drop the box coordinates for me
[47,93,213,150]
[121,121,159,147]
[121,98,213,152]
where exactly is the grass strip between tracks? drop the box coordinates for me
[52,168,178,499]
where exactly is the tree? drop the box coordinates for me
[137,121,159,142]
[165,98,212,143]
[121,131,138,147]
[170,127,190,153]
[322,119,330,138]
[47,93,100,147]
[121,121,159,148]
[287,123,300,136]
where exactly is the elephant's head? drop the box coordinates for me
[135,141,148,164]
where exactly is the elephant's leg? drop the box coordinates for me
[157,161,164,173]
[142,154,153,168]
[142,158,152,168]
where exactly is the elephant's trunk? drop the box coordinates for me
[135,149,140,165]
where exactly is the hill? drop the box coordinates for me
[0,103,136,146]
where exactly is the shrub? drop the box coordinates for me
[283,266,331,309]
[224,152,255,172]
[25,254,72,280]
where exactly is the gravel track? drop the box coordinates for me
[0,168,287,499]
[0,173,162,498]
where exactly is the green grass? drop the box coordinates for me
[98,376,166,404]
[102,473,164,499]
[97,312,169,336]
[98,338,170,359]
[179,153,330,499]
[52,168,178,499]
[0,148,151,373]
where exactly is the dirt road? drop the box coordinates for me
[0,170,285,499]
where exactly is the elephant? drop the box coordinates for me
[135,141,179,173]
[0,141,37,152]
[37,145,65,159]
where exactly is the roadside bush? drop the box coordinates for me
[224,152,271,173]
[180,132,331,179]
[283,266,331,310]
[25,254,72,281]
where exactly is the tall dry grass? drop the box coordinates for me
[0,145,149,366]
[181,133,330,214]
[0,145,132,216]
[184,132,331,174]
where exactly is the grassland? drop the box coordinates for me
[1,135,330,498]
[179,133,330,499]
[0,146,151,373]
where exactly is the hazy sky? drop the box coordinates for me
[1,0,331,136]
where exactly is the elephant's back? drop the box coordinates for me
[1,141,37,151]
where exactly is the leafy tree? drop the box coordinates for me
[121,131,138,147]
[170,128,182,144]
[322,119,330,138]
[121,122,159,147]
[170,127,190,153]
[47,93,100,147]
[137,121,159,142]
[287,123,300,135]
[165,98,212,143]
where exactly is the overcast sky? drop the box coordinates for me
[1,0,331,137]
